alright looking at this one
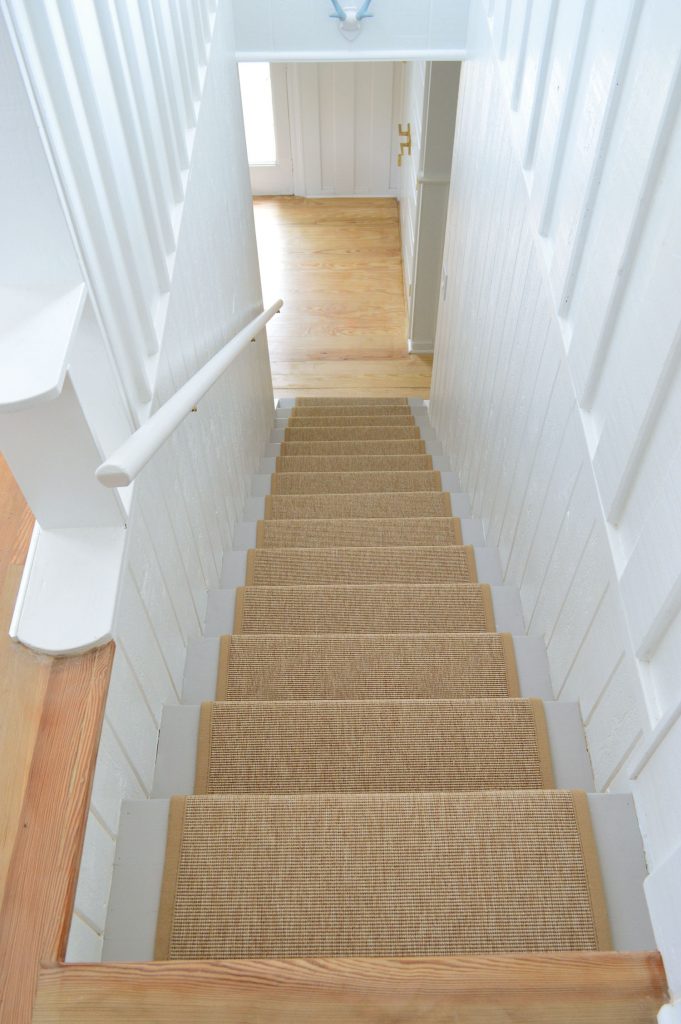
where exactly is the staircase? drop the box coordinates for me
[101,397,657,1011]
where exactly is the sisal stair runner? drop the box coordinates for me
[255,516,463,548]
[275,453,434,472]
[283,425,422,441]
[264,490,453,519]
[244,545,478,585]
[194,698,555,794]
[156,396,612,961]
[215,633,520,700]
[280,438,427,455]
[270,469,443,494]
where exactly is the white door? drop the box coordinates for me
[239,62,294,195]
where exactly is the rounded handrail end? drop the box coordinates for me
[96,463,133,488]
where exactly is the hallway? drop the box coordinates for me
[253,197,433,398]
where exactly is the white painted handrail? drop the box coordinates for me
[96,300,283,487]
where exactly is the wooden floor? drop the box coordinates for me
[254,196,432,398]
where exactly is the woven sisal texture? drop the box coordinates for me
[294,397,410,407]
[265,492,452,520]
[283,426,422,442]
[194,699,554,795]
[155,790,612,959]
[275,454,433,474]
[270,470,442,495]
[291,405,415,419]
[245,546,477,586]
[216,633,520,701]
[279,439,426,456]
[233,584,495,635]
[282,415,416,429]
[255,516,463,548]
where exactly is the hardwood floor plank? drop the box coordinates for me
[254,197,431,397]
[33,953,667,1023]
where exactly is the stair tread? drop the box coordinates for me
[279,438,427,455]
[245,545,477,585]
[233,583,496,634]
[291,405,415,418]
[284,415,417,428]
[264,491,452,519]
[294,397,410,406]
[275,454,433,472]
[195,698,554,795]
[216,632,520,700]
[281,426,422,441]
[270,470,443,494]
[155,790,611,960]
[255,516,462,547]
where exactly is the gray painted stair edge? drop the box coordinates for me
[220,546,503,588]
[202,585,526,638]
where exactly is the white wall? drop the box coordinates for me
[232,0,471,62]
[287,61,401,197]
[399,60,426,307]
[430,0,681,992]
[12,1,275,961]
[406,61,459,352]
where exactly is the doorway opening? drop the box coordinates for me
[237,60,460,397]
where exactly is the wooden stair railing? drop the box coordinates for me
[33,953,668,1024]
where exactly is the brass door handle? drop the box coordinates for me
[397,122,412,167]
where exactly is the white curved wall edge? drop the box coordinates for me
[659,1003,681,1024]
[0,283,86,411]
[9,523,127,655]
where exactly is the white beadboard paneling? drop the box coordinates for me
[432,0,681,991]
[71,812,116,935]
[232,0,471,61]
[585,657,643,792]
[430,51,648,793]
[65,913,104,964]
[635,711,681,868]
[89,721,146,838]
[103,646,159,792]
[289,62,401,197]
[68,1,273,961]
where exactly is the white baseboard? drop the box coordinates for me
[408,338,435,354]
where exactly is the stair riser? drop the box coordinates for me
[220,547,502,588]
[244,491,472,520]
[259,455,452,474]
[204,586,526,637]
[231,517,487,550]
[250,471,462,496]
[276,398,427,409]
